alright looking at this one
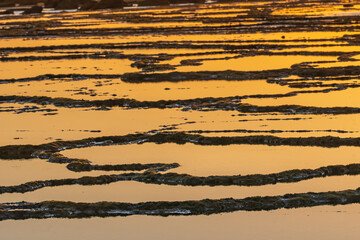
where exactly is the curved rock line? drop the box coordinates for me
[121,67,360,83]
[1,94,359,115]
[2,18,360,38]
[0,162,359,194]
[66,162,180,172]
[0,49,356,63]
[2,132,360,160]
[185,129,358,134]
[2,64,360,84]
[0,74,124,84]
[1,188,360,220]
[0,39,349,53]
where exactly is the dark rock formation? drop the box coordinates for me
[23,5,43,14]
[1,188,360,220]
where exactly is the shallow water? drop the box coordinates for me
[0,31,348,48]
[0,59,135,79]
[2,103,360,146]
[2,205,359,240]
[2,174,360,203]
[172,56,337,72]
[0,105,196,145]
[1,0,360,237]
[0,79,290,101]
[0,159,123,186]
[63,143,360,176]
[244,87,360,108]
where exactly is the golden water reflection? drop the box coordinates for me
[1,205,358,240]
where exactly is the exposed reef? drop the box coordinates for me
[2,0,360,224]
[0,105,57,114]
[66,162,179,172]
[1,188,360,220]
[1,95,360,115]
[121,66,360,83]
[2,11,360,38]
[0,162,359,194]
[186,129,358,134]
[3,132,360,160]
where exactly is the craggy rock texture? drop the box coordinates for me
[1,95,360,114]
[0,133,146,159]
[3,132,360,160]
[0,105,57,114]
[186,129,358,134]
[121,68,359,83]
[66,162,179,172]
[0,163,359,194]
[1,0,124,10]
[3,11,360,37]
[1,188,360,220]
[0,66,353,84]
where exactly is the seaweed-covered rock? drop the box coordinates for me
[180,59,202,66]
[169,0,205,4]
[66,161,93,172]
[23,6,43,14]
[3,9,14,14]
[51,0,79,9]
[139,0,170,6]
[2,188,360,220]
[91,0,124,10]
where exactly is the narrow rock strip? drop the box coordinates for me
[0,42,342,54]
[1,163,359,195]
[185,129,357,134]
[3,65,360,84]
[0,133,147,159]
[0,74,124,84]
[0,54,128,62]
[2,20,360,38]
[0,38,347,54]
[0,50,357,62]
[36,150,180,173]
[3,132,360,159]
[66,162,180,172]
[1,188,360,220]
[121,67,360,83]
[1,95,360,115]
